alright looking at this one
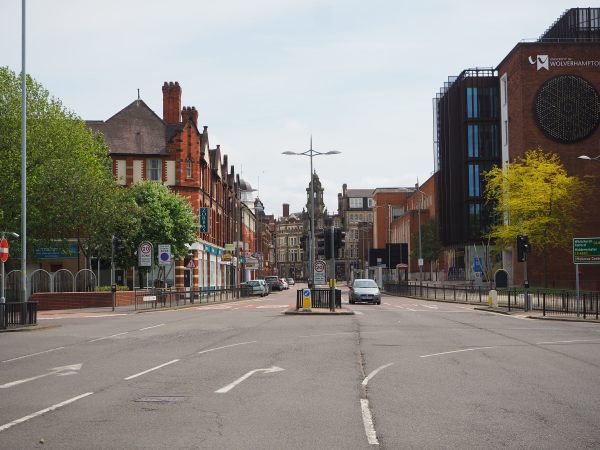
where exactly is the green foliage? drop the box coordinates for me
[484,148,585,252]
[114,181,197,267]
[96,285,129,292]
[0,67,121,254]
[411,219,442,264]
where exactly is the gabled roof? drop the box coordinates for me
[87,100,169,155]
[346,189,374,198]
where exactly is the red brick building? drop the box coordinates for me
[497,8,600,289]
[88,82,252,290]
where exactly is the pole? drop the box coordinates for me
[21,0,27,304]
[416,182,423,294]
[576,263,580,317]
[1,260,5,304]
[309,139,315,289]
[330,226,336,311]
[110,236,115,312]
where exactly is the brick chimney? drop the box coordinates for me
[181,106,198,127]
[283,203,290,217]
[162,81,181,124]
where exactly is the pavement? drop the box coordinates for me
[474,305,600,323]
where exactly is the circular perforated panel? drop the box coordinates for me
[534,75,600,143]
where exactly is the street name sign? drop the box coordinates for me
[573,237,600,264]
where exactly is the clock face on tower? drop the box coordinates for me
[533,74,600,143]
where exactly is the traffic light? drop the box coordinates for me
[316,229,333,258]
[334,228,346,255]
[112,236,127,258]
[517,234,530,262]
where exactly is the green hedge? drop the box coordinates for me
[96,285,129,292]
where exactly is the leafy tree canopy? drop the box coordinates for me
[484,148,585,253]
[0,67,120,254]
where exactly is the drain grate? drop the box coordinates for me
[136,396,185,403]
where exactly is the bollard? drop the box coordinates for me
[488,289,498,307]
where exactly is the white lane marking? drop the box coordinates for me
[422,304,438,309]
[215,366,285,394]
[537,339,600,345]
[354,311,364,315]
[360,399,379,445]
[138,324,165,331]
[124,359,180,380]
[0,364,83,389]
[88,332,129,343]
[299,332,355,338]
[420,347,495,358]
[0,392,93,433]
[197,341,256,355]
[362,363,394,387]
[1,347,66,363]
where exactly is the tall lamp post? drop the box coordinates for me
[415,181,425,291]
[282,137,340,288]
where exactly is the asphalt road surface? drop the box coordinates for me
[1,284,599,449]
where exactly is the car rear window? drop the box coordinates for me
[354,280,378,288]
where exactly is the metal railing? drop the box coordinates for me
[295,289,341,310]
[384,282,600,320]
[133,286,251,311]
[0,302,38,329]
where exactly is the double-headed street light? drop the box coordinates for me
[282,137,340,288]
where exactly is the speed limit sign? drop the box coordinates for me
[138,241,153,267]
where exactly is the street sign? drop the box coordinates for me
[138,241,153,267]
[199,207,209,233]
[302,288,312,310]
[573,237,600,264]
[158,244,171,265]
[186,258,196,269]
[314,259,326,285]
[0,238,8,263]
[473,256,483,274]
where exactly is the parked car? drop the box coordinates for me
[279,278,289,290]
[265,275,282,291]
[349,279,381,305]
[286,278,295,286]
[243,279,268,297]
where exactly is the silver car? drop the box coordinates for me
[349,279,381,305]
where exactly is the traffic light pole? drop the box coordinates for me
[330,225,336,312]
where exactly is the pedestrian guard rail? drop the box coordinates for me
[384,282,600,320]
[134,286,254,311]
[0,302,38,329]
[295,288,341,310]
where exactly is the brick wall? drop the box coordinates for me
[31,291,142,310]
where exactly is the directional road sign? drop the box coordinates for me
[573,237,600,264]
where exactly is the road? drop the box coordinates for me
[1,284,599,449]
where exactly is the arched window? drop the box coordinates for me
[186,156,193,179]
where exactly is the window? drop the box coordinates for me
[469,203,481,237]
[501,75,508,106]
[503,119,509,146]
[468,125,479,157]
[468,124,499,158]
[367,198,374,208]
[186,157,193,178]
[468,164,480,197]
[349,198,362,209]
[467,87,479,118]
[147,159,162,181]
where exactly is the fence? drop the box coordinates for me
[384,282,600,320]
[134,286,250,311]
[0,302,38,329]
[2,269,97,302]
[295,289,342,310]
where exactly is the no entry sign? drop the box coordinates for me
[0,238,8,263]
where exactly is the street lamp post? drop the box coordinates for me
[282,137,340,288]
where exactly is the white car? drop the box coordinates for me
[349,279,381,305]
[279,278,289,290]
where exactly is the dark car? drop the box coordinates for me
[265,276,282,291]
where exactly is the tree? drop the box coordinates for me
[0,67,122,258]
[411,219,442,280]
[484,148,585,286]
[117,181,197,271]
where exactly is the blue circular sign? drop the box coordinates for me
[303,289,311,297]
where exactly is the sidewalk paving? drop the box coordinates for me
[474,305,600,323]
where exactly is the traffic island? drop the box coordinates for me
[284,307,354,315]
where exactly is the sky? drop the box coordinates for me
[0,1,586,217]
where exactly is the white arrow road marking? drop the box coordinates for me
[0,364,83,389]
[362,363,394,387]
[0,392,93,433]
[215,366,285,393]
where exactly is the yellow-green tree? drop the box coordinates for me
[484,148,585,286]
